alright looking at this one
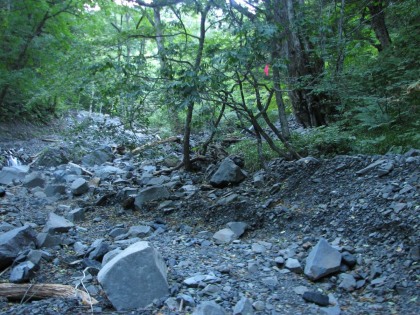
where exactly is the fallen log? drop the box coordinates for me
[132,136,181,154]
[0,283,98,305]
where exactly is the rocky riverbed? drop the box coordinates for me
[0,113,418,315]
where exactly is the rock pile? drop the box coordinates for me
[0,116,418,314]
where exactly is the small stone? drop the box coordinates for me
[9,261,36,283]
[302,291,329,306]
[233,297,254,315]
[274,256,285,266]
[43,212,74,234]
[293,286,309,295]
[285,258,302,273]
[338,273,356,292]
[341,252,357,268]
[66,208,85,223]
[193,301,226,315]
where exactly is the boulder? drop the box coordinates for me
[193,301,227,315]
[210,158,246,188]
[213,228,237,244]
[43,213,74,234]
[71,178,89,196]
[23,172,45,188]
[0,166,29,185]
[227,222,248,238]
[82,147,113,167]
[98,241,168,311]
[134,186,170,210]
[44,184,66,197]
[0,225,37,270]
[304,238,342,281]
[36,147,70,167]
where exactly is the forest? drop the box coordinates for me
[1,0,419,169]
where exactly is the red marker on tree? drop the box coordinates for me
[264,64,270,76]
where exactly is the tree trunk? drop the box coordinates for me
[367,0,391,52]
[281,0,329,127]
[182,3,211,171]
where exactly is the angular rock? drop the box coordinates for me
[9,261,37,283]
[226,222,248,238]
[0,166,29,185]
[304,238,342,281]
[102,248,123,267]
[134,185,170,210]
[0,225,37,270]
[37,232,62,248]
[44,184,66,197]
[0,188,5,197]
[23,172,45,188]
[233,297,254,315]
[98,241,168,311]
[193,301,227,315]
[338,273,356,292]
[184,274,220,287]
[36,147,70,167]
[128,225,153,238]
[213,228,236,244]
[341,252,357,268]
[71,178,89,196]
[302,291,330,306]
[285,258,302,273]
[82,147,113,167]
[88,239,110,261]
[66,208,85,223]
[43,213,74,234]
[210,158,246,188]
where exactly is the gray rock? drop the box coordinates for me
[37,232,62,248]
[0,225,37,270]
[23,172,45,188]
[43,213,74,234]
[73,242,88,256]
[102,248,123,267]
[27,250,44,267]
[134,186,170,210]
[94,165,124,179]
[210,158,246,188]
[285,258,302,273]
[36,147,70,167]
[302,291,330,306]
[98,241,168,311]
[226,222,248,238]
[0,188,5,197]
[9,261,37,283]
[233,297,254,315]
[184,274,220,287]
[0,166,29,185]
[192,301,227,315]
[341,252,357,268]
[262,276,278,287]
[128,225,153,238]
[213,228,236,244]
[71,178,89,196]
[304,238,342,280]
[44,184,66,197]
[82,147,113,167]
[109,228,128,239]
[338,273,356,292]
[88,239,110,261]
[66,208,85,223]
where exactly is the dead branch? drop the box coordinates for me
[68,162,94,177]
[132,136,181,154]
[0,283,98,305]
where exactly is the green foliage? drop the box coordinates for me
[227,139,280,172]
